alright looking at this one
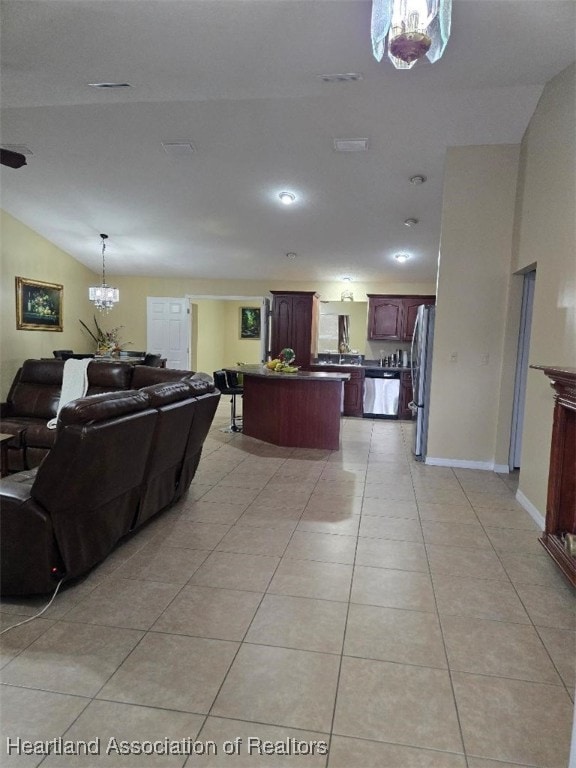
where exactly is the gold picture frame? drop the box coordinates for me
[16,277,63,332]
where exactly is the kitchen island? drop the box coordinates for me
[235,366,350,450]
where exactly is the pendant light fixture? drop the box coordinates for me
[88,233,119,312]
[371,0,452,69]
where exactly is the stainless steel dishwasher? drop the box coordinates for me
[363,369,401,418]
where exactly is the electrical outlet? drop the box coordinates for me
[449,352,458,363]
[481,353,490,365]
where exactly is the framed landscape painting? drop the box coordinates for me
[16,277,63,331]
[240,307,261,339]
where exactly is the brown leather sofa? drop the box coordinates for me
[0,359,198,472]
[0,375,220,595]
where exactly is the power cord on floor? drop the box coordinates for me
[0,578,65,636]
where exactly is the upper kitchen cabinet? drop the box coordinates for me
[367,295,436,342]
[402,296,436,341]
[270,291,319,367]
[367,296,404,340]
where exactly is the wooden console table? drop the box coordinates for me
[531,366,576,587]
[236,366,350,450]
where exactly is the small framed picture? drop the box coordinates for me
[16,277,63,332]
[240,307,261,339]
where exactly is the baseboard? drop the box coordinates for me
[425,457,495,471]
[425,458,511,474]
[516,489,545,530]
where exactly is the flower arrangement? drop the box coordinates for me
[79,316,132,355]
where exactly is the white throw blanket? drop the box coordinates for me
[47,358,90,429]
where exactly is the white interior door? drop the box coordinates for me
[146,297,190,369]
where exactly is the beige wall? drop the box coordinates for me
[512,63,576,514]
[427,62,575,524]
[190,299,261,375]
[193,299,226,377]
[427,144,520,465]
[0,211,97,399]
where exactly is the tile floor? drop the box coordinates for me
[1,405,574,767]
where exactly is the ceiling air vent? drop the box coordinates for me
[317,73,363,83]
[88,82,132,89]
[334,138,368,152]
[162,142,196,157]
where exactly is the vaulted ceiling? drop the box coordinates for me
[1,1,574,283]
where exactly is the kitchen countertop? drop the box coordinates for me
[233,365,351,382]
[364,366,412,373]
[311,363,411,373]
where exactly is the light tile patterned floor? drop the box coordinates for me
[1,404,574,767]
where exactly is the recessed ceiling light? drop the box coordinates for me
[334,139,368,152]
[317,73,363,83]
[279,192,296,205]
[395,253,411,263]
[409,175,427,185]
[286,252,297,260]
[404,218,419,227]
[88,82,132,89]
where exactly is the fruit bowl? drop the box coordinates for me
[264,359,300,373]
[265,349,299,372]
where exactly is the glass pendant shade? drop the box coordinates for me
[88,284,120,310]
[89,234,119,312]
[371,0,452,69]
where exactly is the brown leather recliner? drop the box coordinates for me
[0,359,197,471]
[0,377,220,595]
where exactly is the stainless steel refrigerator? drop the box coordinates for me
[410,304,435,461]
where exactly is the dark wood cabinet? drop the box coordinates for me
[532,365,576,587]
[403,297,435,342]
[242,373,345,450]
[367,297,404,340]
[344,369,365,417]
[309,365,365,417]
[367,295,435,342]
[398,371,413,420]
[270,291,319,368]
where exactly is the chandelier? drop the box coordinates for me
[371,0,452,69]
[88,233,119,312]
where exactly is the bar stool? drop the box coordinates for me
[213,370,243,432]
[143,353,163,367]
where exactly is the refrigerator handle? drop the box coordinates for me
[408,309,420,414]
[410,309,419,383]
